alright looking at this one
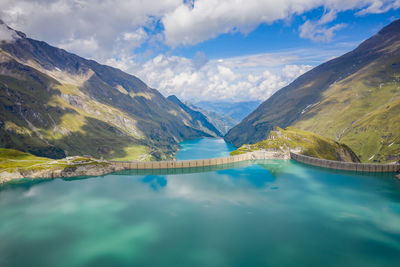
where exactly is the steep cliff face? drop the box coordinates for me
[225,19,400,163]
[0,22,218,160]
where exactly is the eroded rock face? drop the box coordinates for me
[0,171,24,183]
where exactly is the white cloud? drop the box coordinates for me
[0,0,180,61]
[162,0,400,47]
[0,22,20,43]
[1,0,399,59]
[58,37,99,59]
[299,20,347,42]
[129,51,316,102]
[282,64,314,79]
[192,51,208,69]
[356,0,400,15]
[162,0,313,47]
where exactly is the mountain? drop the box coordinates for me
[182,101,237,135]
[167,95,222,137]
[194,100,261,122]
[0,21,217,161]
[231,127,360,163]
[225,19,400,163]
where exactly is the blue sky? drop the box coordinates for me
[138,7,398,61]
[0,0,399,102]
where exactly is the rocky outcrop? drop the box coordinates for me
[0,163,124,184]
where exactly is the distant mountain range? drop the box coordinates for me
[182,101,237,135]
[194,100,261,122]
[225,19,400,163]
[167,95,222,137]
[0,21,220,160]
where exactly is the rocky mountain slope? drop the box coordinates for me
[181,100,237,135]
[225,19,400,163]
[0,21,218,161]
[231,127,360,162]
[167,95,222,137]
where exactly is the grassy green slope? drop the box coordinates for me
[294,56,400,162]
[331,98,400,163]
[231,127,360,162]
[225,19,400,163]
[0,58,152,160]
[0,148,108,174]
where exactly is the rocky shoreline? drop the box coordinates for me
[0,163,125,184]
[0,156,125,184]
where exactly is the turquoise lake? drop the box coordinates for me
[175,138,236,160]
[1,139,400,266]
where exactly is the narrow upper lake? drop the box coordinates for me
[175,138,236,160]
[1,138,400,266]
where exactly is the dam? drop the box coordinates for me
[111,151,400,173]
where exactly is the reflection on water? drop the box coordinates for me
[1,159,400,266]
[141,175,167,191]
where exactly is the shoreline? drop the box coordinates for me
[1,151,399,184]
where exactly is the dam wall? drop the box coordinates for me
[111,150,399,173]
[110,151,286,170]
[290,152,400,173]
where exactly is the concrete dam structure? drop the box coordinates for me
[111,151,286,170]
[290,152,400,173]
[111,151,400,173]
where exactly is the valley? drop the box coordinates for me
[1,6,400,267]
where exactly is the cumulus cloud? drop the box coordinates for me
[130,51,314,102]
[1,0,399,59]
[0,0,180,61]
[162,0,400,46]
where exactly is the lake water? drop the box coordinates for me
[175,138,236,160]
[1,139,400,266]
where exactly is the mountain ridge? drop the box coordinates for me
[225,19,400,162]
[167,95,222,137]
[0,22,220,160]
